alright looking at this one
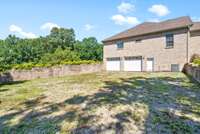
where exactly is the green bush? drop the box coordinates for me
[193,58,200,66]
[12,60,100,70]
[60,60,99,65]
[190,54,200,66]
[13,62,36,70]
[39,47,80,65]
[0,64,12,73]
[190,54,200,63]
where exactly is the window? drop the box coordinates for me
[136,39,142,43]
[166,34,174,48]
[171,64,179,72]
[117,41,124,49]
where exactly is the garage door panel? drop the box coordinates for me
[106,58,120,71]
[124,57,142,71]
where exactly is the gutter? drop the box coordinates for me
[190,29,200,32]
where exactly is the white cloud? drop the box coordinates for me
[192,17,200,22]
[84,24,94,31]
[117,2,135,14]
[40,22,60,31]
[111,14,140,25]
[9,25,37,39]
[9,25,22,32]
[148,4,170,17]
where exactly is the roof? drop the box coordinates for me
[103,16,193,42]
[191,22,200,31]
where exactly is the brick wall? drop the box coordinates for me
[104,28,188,71]
[0,64,103,83]
[189,31,200,60]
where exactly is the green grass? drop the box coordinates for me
[0,82,44,111]
[0,72,200,133]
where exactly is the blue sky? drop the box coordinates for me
[0,0,199,42]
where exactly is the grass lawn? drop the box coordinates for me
[0,72,200,134]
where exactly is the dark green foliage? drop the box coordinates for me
[45,27,76,52]
[5,35,20,45]
[40,47,80,65]
[74,37,103,61]
[0,28,103,72]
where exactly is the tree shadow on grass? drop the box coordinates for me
[0,80,28,88]
[0,72,29,87]
[0,88,9,92]
[1,74,200,133]
[72,75,200,133]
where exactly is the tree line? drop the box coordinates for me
[0,27,103,71]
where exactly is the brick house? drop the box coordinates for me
[103,16,200,72]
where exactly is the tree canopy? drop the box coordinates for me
[0,27,103,71]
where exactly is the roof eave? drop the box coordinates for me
[103,25,191,43]
[190,29,200,32]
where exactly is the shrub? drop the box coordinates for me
[190,54,200,66]
[11,60,100,70]
[0,64,12,73]
[60,60,99,65]
[13,62,36,70]
[190,54,200,63]
[40,47,80,65]
[193,59,200,66]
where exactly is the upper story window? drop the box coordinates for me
[117,41,124,49]
[166,34,174,48]
[136,39,142,43]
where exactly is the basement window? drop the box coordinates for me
[171,64,179,72]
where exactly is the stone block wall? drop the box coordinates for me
[0,64,103,83]
[184,64,200,83]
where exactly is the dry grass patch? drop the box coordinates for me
[0,72,200,133]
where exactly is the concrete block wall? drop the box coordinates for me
[0,64,103,83]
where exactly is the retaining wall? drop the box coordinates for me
[184,64,200,83]
[0,64,103,83]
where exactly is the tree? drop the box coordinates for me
[0,28,103,72]
[14,39,44,63]
[5,35,20,45]
[74,37,103,61]
[40,47,80,65]
[46,27,76,52]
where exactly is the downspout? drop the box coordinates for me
[186,24,193,63]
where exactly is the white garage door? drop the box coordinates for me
[124,57,142,71]
[106,58,121,71]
